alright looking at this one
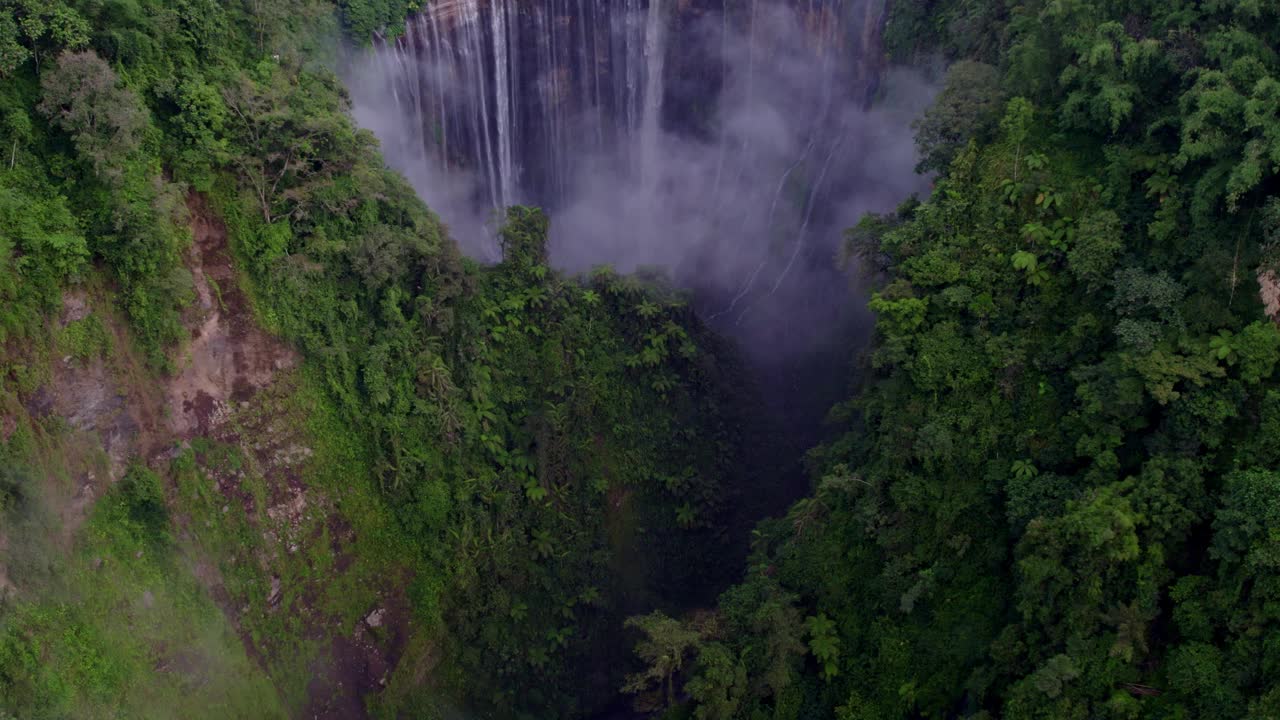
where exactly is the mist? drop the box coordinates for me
[344,0,935,359]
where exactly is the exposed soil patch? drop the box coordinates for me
[1260,270,1280,322]
[328,515,357,575]
[0,534,13,601]
[167,194,298,438]
[27,292,152,538]
[168,194,412,718]
[49,350,137,478]
[303,586,414,720]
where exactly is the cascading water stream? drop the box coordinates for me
[491,0,514,208]
[638,0,665,189]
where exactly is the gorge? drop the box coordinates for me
[7,1,1275,718]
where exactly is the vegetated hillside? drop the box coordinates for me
[631,1,1280,718]
[8,1,1279,719]
[0,2,748,718]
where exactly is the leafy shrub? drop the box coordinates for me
[116,465,168,546]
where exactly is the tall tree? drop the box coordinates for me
[37,50,146,185]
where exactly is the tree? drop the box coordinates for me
[685,642,747,720]
[3,110,32,171]
[241,0,330,56]
[350,224,420,291]
[623,612,702,710]
[1212,469,1280,570]
[0,11,25,77]
[804,613,841,680]
[0,0,89,75]
[222,67,369,225]
[913,61,1004,174]
[498,206,551,271]
[1066,210,1123,287]
[1177,68,1280,213]
[168,78,231,190]
[37,51,147,185]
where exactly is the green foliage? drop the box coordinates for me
[193,48,738,715]
[498,205,551,270]
[2,34,194,367]
[914,60,1004,174]
[1067,210,1123,286]
[0,464,57,590]
[0,458,286,720]
[336,0,420,41]
[623,612,704,709]
[804,613,840,681]
[56,313,110,361]
[0,0,90,77]
[37,51,146,185]
[881,0,1003,63]
[167,78,230,191]
[0,173,88,321]
[115,465,168,546]
[680,2,1280,718]
[13,1,1280,719]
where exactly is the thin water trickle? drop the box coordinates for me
[638,0,665,190]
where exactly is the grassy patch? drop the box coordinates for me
[0,460,285,719]
[55,314,112,363]
[162,367,441,714]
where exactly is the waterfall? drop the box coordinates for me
[354,0,924,342]
[372,0,686,210]
[369,0,891,210]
